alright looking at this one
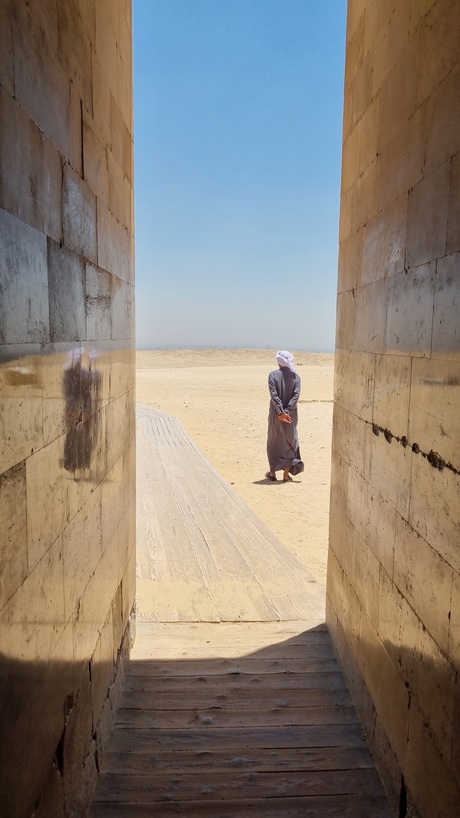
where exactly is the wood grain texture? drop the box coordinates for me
[135,406,325,624]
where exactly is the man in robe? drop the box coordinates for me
[266,351,304,482]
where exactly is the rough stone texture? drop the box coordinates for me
[328,2,460,817]
[0,2,135,816]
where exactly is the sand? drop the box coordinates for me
[136,350,334,588]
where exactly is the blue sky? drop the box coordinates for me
[134,1,347,351]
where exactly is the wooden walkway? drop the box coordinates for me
[90,407,392,817]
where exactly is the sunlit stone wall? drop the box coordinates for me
[0,1,135,815]
[327,2,460,816]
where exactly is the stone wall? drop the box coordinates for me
[0,1,135,815]
[327,1,460,816]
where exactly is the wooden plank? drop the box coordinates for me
[115,704,359,729]
[93,768,384,803]
[101,745,375,776]
[123,671,348,693]
[127,656,340,676]
[119,687,353,711]
[108,724,368,753]
[91,792,393,817]
[128,642,336,661]
[134,620,329,648]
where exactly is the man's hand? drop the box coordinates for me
[278,413,292,424]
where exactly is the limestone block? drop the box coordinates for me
[409,454,460,575]
[0,535,65,663]
[358,608,410,765]
[446,152,460,255]
[335,289,357,349]
[101,455,125,552]
[121,551,136,627]
[424,65,460,175]
[337,228,363,293]
[407,163,450,269]
[110,96,133,180]
[99,0,121,43]
[377,105,425,212]
[365,421,411,518]
[0,609,73,818]
[0,463,27,612]
[13,15,81,172]
[118,2,133,78]
[339,185,353,242]
[112,277,134,340]
[409,357,460,465]
[331,402,368,476]
[377,568,404,669]
[109,345,135,400]
[0,209,49,345]
[95,3,117,98]
[91,611,115,726]
[116,50,133,131]
[26,437,68,569]
[405,705,460,818]
[97,201,132,283]
[48,240,87,343]
[372,353,411,435]
[362,194,408,284]
[105,392,132,473]
[0,88,62,241]
[327,544,362,667]
[351,159,378,233]
[366,489,397,579]
[108,149,127,226]
[370,2,411,97]
[334,349,374,422]
[346,0,366,44]
[74,0,96,41]
[351,52,374,129]
[394,515,452,656]
[328,484,357,582]
[86,263,112,341]
[355,277,389,353]
[62,486,102,619]
[91,52,112,147]
[62,164,97,262]
[57,0,92,113]
[409,0,438,35]
[344,10,365,91]
[377,40,417,153]
[341,125,361,196]
[398,597,455,769]
[415,0,460,109]
[359,96,379,174]
[0,0,14,95]
[385,262,436,355]
[0,395,43,475]
[83,113,109,204]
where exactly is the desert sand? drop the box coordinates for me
[136,349,335,588]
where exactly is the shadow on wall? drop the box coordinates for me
[0,638,129,818]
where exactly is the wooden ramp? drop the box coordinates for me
[135,405,325,624]
[90,407,392,817]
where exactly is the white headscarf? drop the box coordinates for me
[275,350,296,373]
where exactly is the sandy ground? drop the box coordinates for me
[136,350,334,588]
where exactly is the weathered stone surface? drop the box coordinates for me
[0,209,49,346]
[0,2,135,816]
[329,4,460,815]
[62,164,97,262]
